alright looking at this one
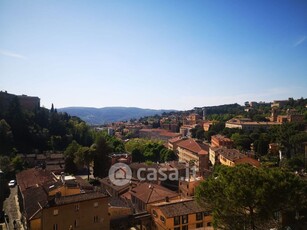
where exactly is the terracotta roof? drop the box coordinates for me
[168,136,183,144]
[159,161,187,171]
[218,148,247,161]
[54,192,108,205]
[177,139,209,156]
[100,176,131,192]
[130,182,178,204]
[16,168,58,192]
[156,199,208,218]
[211,134,232,142]
[23,186,48,220]
[75,176,94,190]
[139,129,181,137]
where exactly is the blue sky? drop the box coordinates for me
[0,0,306,110]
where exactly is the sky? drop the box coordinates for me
[0,0,306,110]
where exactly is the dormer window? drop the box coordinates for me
[160,215,166,224]
[152,210,158,218]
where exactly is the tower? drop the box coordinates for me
[202,107,206,121]
[271,108,277,122]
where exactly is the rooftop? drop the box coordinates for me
[226,118,280,125]
[130,182,178,204]
[23,186,48,220]
[54,192,108,206]
[16,168,57,192]
[177,138,209,155]
[154,199,208,218]
[218,148,246,161]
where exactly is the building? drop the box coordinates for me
[271,100,288,108]
[277,114,304,123]
[108,197,134,230]
[209,146,224,166]
[123,182,180,213]
[179,125,194,137]
[17,152,65,175]
[211,134,233,148]
[225,118,281,131]
[0,91,40,111]
[109,152,132,165]
[176,138,209,177]
[218,148,260,168]
[139,129,181,142]
[179,176,204,198]
[183,114,202,126]
[150,199,213,230]
[100,177,134,198]
[108,127,115,136]
[268,143,280,155]
[16,168,110,230]
[160,117,179,133]
[270,107,304,123]
[168,136,185,151]
[203,121,214,132]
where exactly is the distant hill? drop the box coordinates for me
[58,107,175,125]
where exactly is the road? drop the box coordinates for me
[3,186,24,230]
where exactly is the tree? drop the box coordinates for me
[74,146,95,180]
[11,155,23,172]
[275,122,306,157]
[160,149,177,162]
[195,165,306,230]
[131,148,144,162]
[0,119,13,155]
[64,140,80,174]
[231,133,252,150]
[93,136,112,178]
[51,103,54,113]
[0,156,11,173]
[191,125,205,140]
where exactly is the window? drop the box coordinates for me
[203,211,210,216]
[182,214,188,224]
[160,215,165,224]
[74,219,79,227]
[196,212,202,221]
[53,209,58,216]
[94,216,99,223]
[53,224,58,230]
[94,202,98,207]
[174,216,180,226]
[75,204,79,211]
[273,211,280,220]
[196,222,203,228]
[182,225,188,230]
[174,227,180,230]
[152,210,158,218]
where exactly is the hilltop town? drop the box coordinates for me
[0,91,307,230]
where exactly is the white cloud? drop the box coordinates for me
[0,49,27,60]
[293,36,306,47]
